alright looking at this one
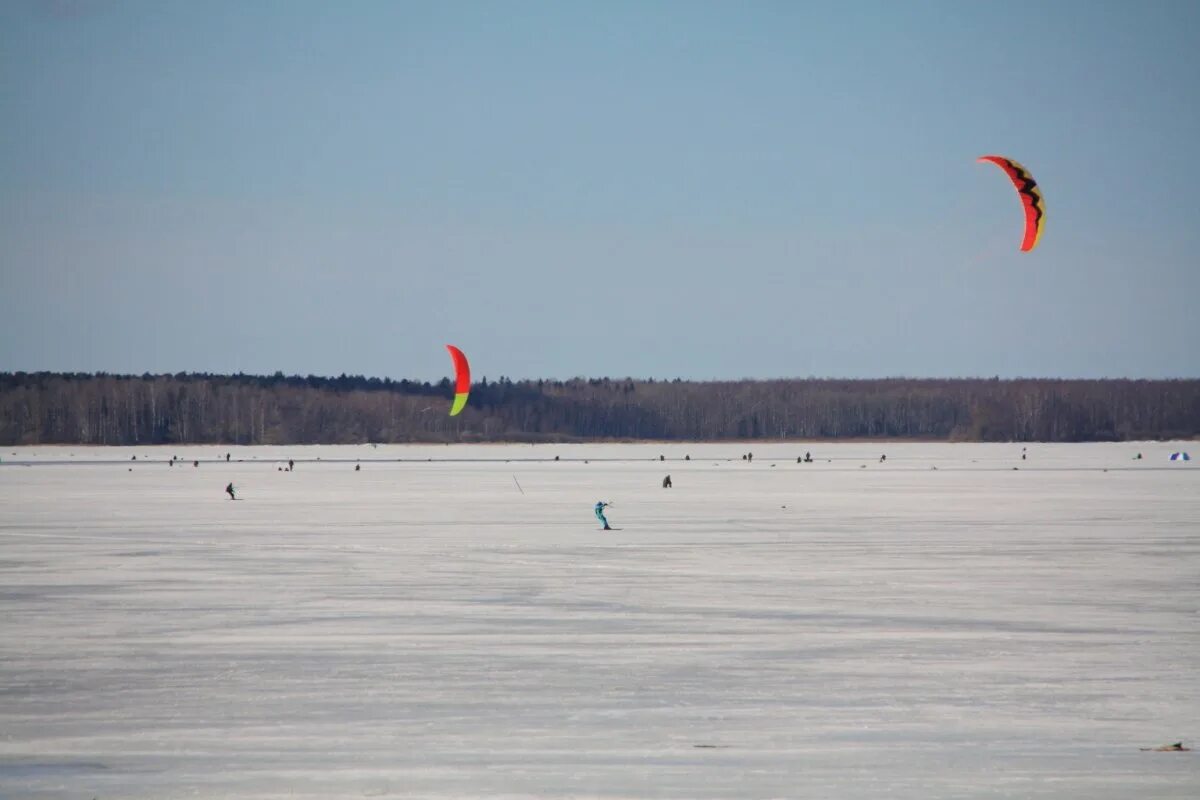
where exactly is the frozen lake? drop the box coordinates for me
[1,442,1197,798]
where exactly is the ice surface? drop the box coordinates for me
[1,442,1197,798]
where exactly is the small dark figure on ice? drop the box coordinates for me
[225,483,236,500]
[662,475,672,488]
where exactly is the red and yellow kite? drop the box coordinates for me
[978,155,1045,252]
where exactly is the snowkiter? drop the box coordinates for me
[594,501,612,530]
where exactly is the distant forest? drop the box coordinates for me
[1,372,1198,445]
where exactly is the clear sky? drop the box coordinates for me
[2,0,1198,382]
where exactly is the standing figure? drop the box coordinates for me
[594,501,612,531]
[225,482,236,500]
[662,475,672,488]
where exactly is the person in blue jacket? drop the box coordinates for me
[594,501,612,531]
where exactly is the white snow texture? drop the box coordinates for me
[1,442,1197,798]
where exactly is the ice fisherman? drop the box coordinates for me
[225,482,236,500]
[594,501,612,530]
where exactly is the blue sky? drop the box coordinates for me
[2,0,1198,381]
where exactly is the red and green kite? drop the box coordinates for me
[445,344,470,416]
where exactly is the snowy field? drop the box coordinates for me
[1,442,1197,799]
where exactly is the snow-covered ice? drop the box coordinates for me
[1,442,1197,798]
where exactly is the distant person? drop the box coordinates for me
[804,452,813,463]
[288,459,294,471]
[662,475,672,488]
[594,501,612,531]
[193,460,199,467]
[225,482,236,500]
[879,454,886,462]
[226,453,231,462]
[747,452,753,462]
[355,464,361,471]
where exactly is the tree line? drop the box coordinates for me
[1,371,1197,445]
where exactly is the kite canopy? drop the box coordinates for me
[1169,452,1191,461]
[978,155,1045,252]
[445,344,470,416]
